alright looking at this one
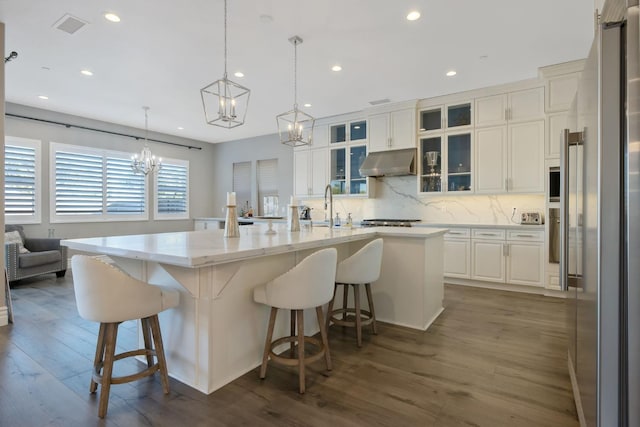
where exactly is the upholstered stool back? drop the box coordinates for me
[328,238,384,347]
[253,248,337,393]
[71,255,179,418]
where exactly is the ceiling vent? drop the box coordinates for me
[53,14,88,35]
[368,98,391,106]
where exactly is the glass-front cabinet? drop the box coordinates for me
[330,144,367,195]
[330,120,367,144]
[419,102,472,132]
[420,132,472,194]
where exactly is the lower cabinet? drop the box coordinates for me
[443,228,471,278]
[445,227,544,288]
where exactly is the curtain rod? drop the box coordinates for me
[5,113,203,150]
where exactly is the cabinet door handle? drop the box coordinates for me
[503,243,510,256]
[504,179,508,191]
[504,108,508,121]
[388,137,392,148]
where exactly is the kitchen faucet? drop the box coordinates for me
[324,184,333,227]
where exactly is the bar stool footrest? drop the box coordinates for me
[329,308,374,328]
[93,348,160,386]
[269,336,326,367]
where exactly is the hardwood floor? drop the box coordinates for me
[0,275,578,426]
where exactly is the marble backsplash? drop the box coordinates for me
[301,176,545,226]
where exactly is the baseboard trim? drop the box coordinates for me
[444,278,566,298]
[568,350,587,427]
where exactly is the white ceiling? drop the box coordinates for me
[0,0,595,144]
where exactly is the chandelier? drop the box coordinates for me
[131,106,162,175]
[276,36,314,147]
[200,0,250,128]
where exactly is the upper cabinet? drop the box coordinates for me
[419,131,473,194]
[293,125,329,197]
[420,102,472,133]
[368,108,416,152]
[474,87,544,127]
[329,144,368,196]
[330,120,367,145]
[546,73,580,113]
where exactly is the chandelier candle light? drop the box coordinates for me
[131,106,162,175]
[276,36,315,147]
[200,0,250,128]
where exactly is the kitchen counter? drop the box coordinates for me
[415,222,545,230]
[61,224,446,394]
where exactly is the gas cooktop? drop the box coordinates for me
[360,219,421,227]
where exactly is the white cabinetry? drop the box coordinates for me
[447,227,545,288]
[293,148,327,197]
[443,228,471,278]
[369,108,416,152]
[547,112,569,159]
[471,229,506,282]
[546,73,580,113]
[475,120,544,193]
[505,230,544,286]
[474,87,544,127]
[194,219,223,230]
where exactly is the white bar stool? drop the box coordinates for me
[71,255,179,418]
[253,248,337,393]
[326,238,383,347]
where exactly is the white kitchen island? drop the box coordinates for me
[61,225,446,394]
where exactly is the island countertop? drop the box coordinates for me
[61,225,448,269]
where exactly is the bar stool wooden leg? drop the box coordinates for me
[90,323,107,393]
[326,284,337,332]
[290,309,296,357]
[353,284,362,347]
[365,283,378,335]
[260,307,278,379]
[141,317,154,368]
[296,309,305,393]
[342,285,349,322]
[315,306,332,371]
[98,322,118,418]
[149,315,170,394]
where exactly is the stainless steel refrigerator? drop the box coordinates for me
[561,0,640,426]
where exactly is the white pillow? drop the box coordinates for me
[5,230,30,254]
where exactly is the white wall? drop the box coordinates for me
[5,103,216,239]
[210,133,293,217]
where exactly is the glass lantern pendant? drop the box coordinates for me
[276,36,315,147]
[200,0,250,129]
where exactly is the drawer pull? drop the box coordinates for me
[478,233,498,236]
[448,232,463,235]
[515,234,535,238]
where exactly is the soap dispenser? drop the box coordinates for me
[345,213,353,228]
[334,212,341,227]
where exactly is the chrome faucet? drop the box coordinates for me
[324,184,333,227]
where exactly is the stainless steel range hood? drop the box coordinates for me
[359,148,416,177]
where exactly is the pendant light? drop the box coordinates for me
[131,106,162,175]
[276,36,315,147]
[200,0,250,128]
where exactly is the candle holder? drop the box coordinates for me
[224,205,240,238]
[288,205,300,232]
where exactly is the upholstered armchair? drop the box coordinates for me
[5,225,67,282]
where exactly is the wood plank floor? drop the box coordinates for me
[0,275,578,426]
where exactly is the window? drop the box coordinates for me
[233,161,251,213]
[50,142,148,223]
[257,159,278,216]
[5,137,41,224]
[155,159,189,219]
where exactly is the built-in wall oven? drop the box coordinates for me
[549,166,560,203]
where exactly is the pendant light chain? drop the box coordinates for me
[293,38,298,108]
[144,106,149,144]
[223,0,228,78]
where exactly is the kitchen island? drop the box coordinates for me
[62,224,446,394]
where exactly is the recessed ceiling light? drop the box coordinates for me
[177,126,184,130]
[331,65,342,72]
[303,103,312,108]
[234,71,244,78]
[406,11,421,21]
[446,70,457,77]
[354,126,361,129]
[104,13,121,23]
[80,69,93,76]
[38,95,49,100]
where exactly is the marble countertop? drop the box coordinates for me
[62,224,447,268]
[414,222,545,230]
